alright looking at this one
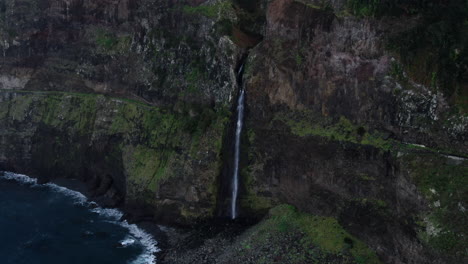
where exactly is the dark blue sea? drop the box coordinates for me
[0,172,158,264]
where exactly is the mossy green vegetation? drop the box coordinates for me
[180,66,205,97]
[347,0,385,17]
[240,188,272,214]
[107,99,229,202]
[1,92,98,135]
[274,110,393,150]
[122,144,168,194]
[41,95,98,135]
[182,1,233,19]
[237,204,381,264]
[93,28,132,54]
[273,109,466,157]
[0,91,229,218]
[95,28,118,49]
[7,95,35,122]
[401,153,467,257]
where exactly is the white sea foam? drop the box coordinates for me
[119,238,136,247]
[87,205,159,263]
[124,221,160,264]
[91,207,124,221]
[2,172,38,184]
[0,172,159,264]
[43,182,88,205]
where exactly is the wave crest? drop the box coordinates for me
[0,172,159,264]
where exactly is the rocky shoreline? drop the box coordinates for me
[15,172,253,264]
[49,176,172,262]
[46,175,263,264]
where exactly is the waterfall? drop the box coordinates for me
[231,63,245,220]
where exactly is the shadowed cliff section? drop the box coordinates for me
[240,0,467,263]
[216,49,255,219]
[0,90,229,225]
[0,0,247,224]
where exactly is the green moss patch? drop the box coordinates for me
[401,153,468,257]
[274,110,393,150]
[109,101,229,201]
[1,91,229,216]
[123,145,168,194]
[182,1,233,19]
[91,27,132,55]
[34,94,97,135]
[8,95,35,122]
[236,204,381,264]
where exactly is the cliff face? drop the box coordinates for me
[0,0,241,104]
[0,0,467,264]
[241,0,467,263]
[0,0,242,223]
[0,91,229,224]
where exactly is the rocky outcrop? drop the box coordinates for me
[0,0,244,223]
[0,0,242,105]
[0,90,229,224]
[239,0,467,263]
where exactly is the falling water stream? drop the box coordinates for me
[231,63,246,220]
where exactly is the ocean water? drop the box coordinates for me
[0,172,159,264]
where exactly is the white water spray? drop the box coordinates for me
[231,64,245,220]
